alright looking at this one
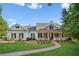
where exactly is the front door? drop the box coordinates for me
[50,33,53,39]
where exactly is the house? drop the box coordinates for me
[7,21,64,40]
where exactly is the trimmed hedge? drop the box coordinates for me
[26,37,36,41]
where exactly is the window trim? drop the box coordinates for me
[49,26,53,30]
[16,26,19,29]
[55,33,59,37]
[11,33,16,39]
[38,33,42,38]
[19,33,24,39]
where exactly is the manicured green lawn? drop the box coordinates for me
[30,42,79,56]
[0,43,51,54]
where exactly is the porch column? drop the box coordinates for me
[48,32,50,40]
[37,32,38,40]
[16,33,18,40]
[53,32,55,40]
[42,33,44,40]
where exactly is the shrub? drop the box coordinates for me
[26,37,31,41]
[19,39,21,41]
[2,37,7,41]
[10,38,15,41]
[71,40,77,43]
[26,37,36,41]
[0,36,2,39]
[31,38,36,40]
[65,37,72,42]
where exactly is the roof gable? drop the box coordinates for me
[36,23,61,30]
[9,24,27,31]
[44,23,61,30]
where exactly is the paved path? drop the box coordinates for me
[0,44,60,56]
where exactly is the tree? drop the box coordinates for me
[0,5,2,14]
[0,5,8,39]
[0,16,8,39]
[48,3,52,6]
[62,3,79,40]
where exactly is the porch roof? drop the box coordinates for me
[37,29,62,33]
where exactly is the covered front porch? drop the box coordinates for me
[37,30,64,40]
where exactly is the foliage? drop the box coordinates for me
[0,16,8,39]
[61,3,79,40]
[0,5,2,14]
[0,5,8,39]
[48,3,52,6]
[2,37,7,41]
[26,37,36,41]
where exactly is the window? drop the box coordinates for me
[38,33,42,38]
[55,33,59,37]
[49,26,53,30]
[11,33,16,39]
[44,33,48,38]
[31,33,35,39]
[16,26,19,28]
[19,33,24,39]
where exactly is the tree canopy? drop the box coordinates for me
[0,5,8,39]
[62,3,79,40]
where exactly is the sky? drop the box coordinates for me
[1,3,70,27]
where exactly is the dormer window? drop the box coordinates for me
[49,26,53,30]
[16,26,19,28]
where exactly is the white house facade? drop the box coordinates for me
[7,21,64,40]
